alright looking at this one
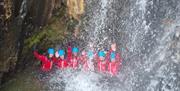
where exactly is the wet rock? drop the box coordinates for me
[67,0,85,20]
[0,0,13,31]
[0,0,80,86]
[0,73,3,84]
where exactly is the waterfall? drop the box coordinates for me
[17,0,28,25]
[83,0,113,49]
[45,0,180,91]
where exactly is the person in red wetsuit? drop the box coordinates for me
[80,50,95,71]
[52,51,60,66]
[33,48,54,71]
[68,47,80,69]
[79,50,88,70]
[67,45,72,63]
[107,43,122,76]
[96,51,108,73]
[57,49,68,69]
[107,52,119,76]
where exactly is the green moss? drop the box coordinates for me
[24,6,79,50]
[25,14,68,49]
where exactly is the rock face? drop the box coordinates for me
[0,0,85,85]
[67,0,85,20]
[0,0,13,31]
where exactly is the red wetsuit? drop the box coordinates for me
[83,61,89,71]
[94,51,108,73]
[80,51,97,71]
[106,49,122,76]
[52,57,60,66]
[69,56,80,69]
[33,51,53,71]
[57,58,69,69]
[79,54,87,64]
[66,46,80,69]
[108,61,119,76]
[79,54,88,70]
[52,57,69,69]
[67,46,72,63]
[97,59,108,73]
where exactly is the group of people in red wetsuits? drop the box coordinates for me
[33,43,122,76]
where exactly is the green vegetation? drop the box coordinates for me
[24,7,71,49]
[25,20,67,48]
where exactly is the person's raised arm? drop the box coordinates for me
[33,51,46,63]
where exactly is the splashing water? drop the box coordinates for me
[84,0,114,48]
[45,0,180,91]
[17,0,28,25]
[19,0,27,19]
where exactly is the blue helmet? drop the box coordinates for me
[110,52,116,60]
[88,50,93,58]
[98,51,105,57]
[58,49,65,56]
[48,48,54,54]
[72,47,79,53]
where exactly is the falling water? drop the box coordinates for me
[83,0,114,49]
[19,0,27,19]
[17,0,28,25]
[46,0,180,91]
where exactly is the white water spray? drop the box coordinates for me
[44,0,180,91]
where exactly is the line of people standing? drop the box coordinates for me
[33,43,122,76]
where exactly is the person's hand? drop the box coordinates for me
[111,43,116,51]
